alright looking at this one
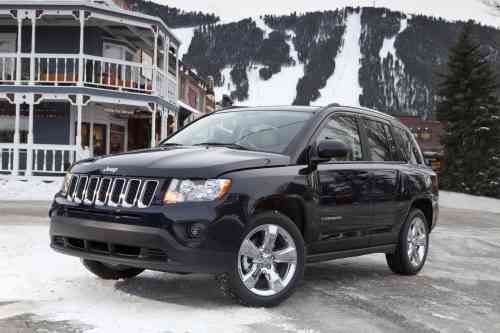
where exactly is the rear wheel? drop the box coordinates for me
[216,212,305,307]
[386,209,429,275]
[82,259,144,280]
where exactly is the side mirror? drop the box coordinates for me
[317,140,350,160]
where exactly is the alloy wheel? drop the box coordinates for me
[237,224,298,297]
[406,217,428,267]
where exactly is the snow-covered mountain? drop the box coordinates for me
[171,7,500,118]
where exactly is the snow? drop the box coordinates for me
[378,18,415,113]
[172,26,198,57]
[0,178,62,201]
[0,224,287,333]
[379,19,408,60]
[440,191,500,214]
[315,11,363,106]
[254,16,271,39]
[215,27,304,106]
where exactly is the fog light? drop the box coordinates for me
[188,223,205,238]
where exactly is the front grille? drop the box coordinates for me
[66,175,160,208]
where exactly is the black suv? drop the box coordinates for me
[50,105,439,307]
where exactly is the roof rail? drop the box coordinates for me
[324,103,341,108]
[216,105,251,112]
[354,106,395,119]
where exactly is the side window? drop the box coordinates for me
[393,126,411,162]
[393,126,423,164]
[408,132,423,165]
[316,116,363,161]
[364,119,393,162]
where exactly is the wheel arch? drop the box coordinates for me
[252,195,308,238]
[409,197,434,232]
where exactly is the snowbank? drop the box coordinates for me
[0,178,61,201]
[439,191,500,214]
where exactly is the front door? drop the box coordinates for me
[313,114,372,252]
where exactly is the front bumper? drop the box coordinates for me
[49,197,246,274]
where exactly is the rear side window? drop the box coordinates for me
[393,126,423,164]
[364,119,393,162]
[316,116,363,161]
[393,127,411,162]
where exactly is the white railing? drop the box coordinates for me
[31,144,78,174]
[83,55,155,94]
[33,54,80,85]
[0,53,16,83]
[0,143,78,176]
[0,53,177,104]
[0,144,15,172]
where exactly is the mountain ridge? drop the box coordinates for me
[128,2,500,118]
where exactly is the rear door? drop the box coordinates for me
[313,113,372,252]
[360,117,402,246]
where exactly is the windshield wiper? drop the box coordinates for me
[194,142,252,151]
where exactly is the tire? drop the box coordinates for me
[216,211,305,307]
[82,259,145,280]
[386,209,430,275]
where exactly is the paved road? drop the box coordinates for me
[1,202,499,333]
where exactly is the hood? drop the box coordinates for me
[71,146,290,178]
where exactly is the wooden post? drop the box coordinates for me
[151,105,157,148]
[26,99,34,176]
[76,95,83,160]
[30,13,36,84]
[160,106,166,140]
[78,10,85,86]
[16,16,22,84]
[152,28,159,94]
[12,101,21,175]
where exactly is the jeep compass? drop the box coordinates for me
[50,105,439,307]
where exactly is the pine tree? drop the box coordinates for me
[437,21,500,198]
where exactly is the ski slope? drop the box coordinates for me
[215,20,304,106]
[315,11,363,106]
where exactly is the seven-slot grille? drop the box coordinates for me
[66,175,159,208]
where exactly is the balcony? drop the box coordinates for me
[0,52,177,104]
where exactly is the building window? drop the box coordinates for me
[168,47,177,76]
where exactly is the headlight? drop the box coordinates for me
[61,173,71,195]
[163,179,231,204]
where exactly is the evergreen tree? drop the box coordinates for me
[437,21,500,198]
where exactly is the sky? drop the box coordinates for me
[154,0,500,28]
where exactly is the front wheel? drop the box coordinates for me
[216,212,305,307]
[386,209,429,275]
[82,259,145,280]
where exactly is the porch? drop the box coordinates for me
[0,6,179,106]
[0,94,178,179]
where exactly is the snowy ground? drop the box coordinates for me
[1,203,500,332]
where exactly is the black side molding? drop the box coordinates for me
[306,244,396,263]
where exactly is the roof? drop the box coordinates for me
[217,106,322,113]
[217,105,395,120]
[0,0,181,45]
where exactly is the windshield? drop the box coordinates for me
[161,110,313,154]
